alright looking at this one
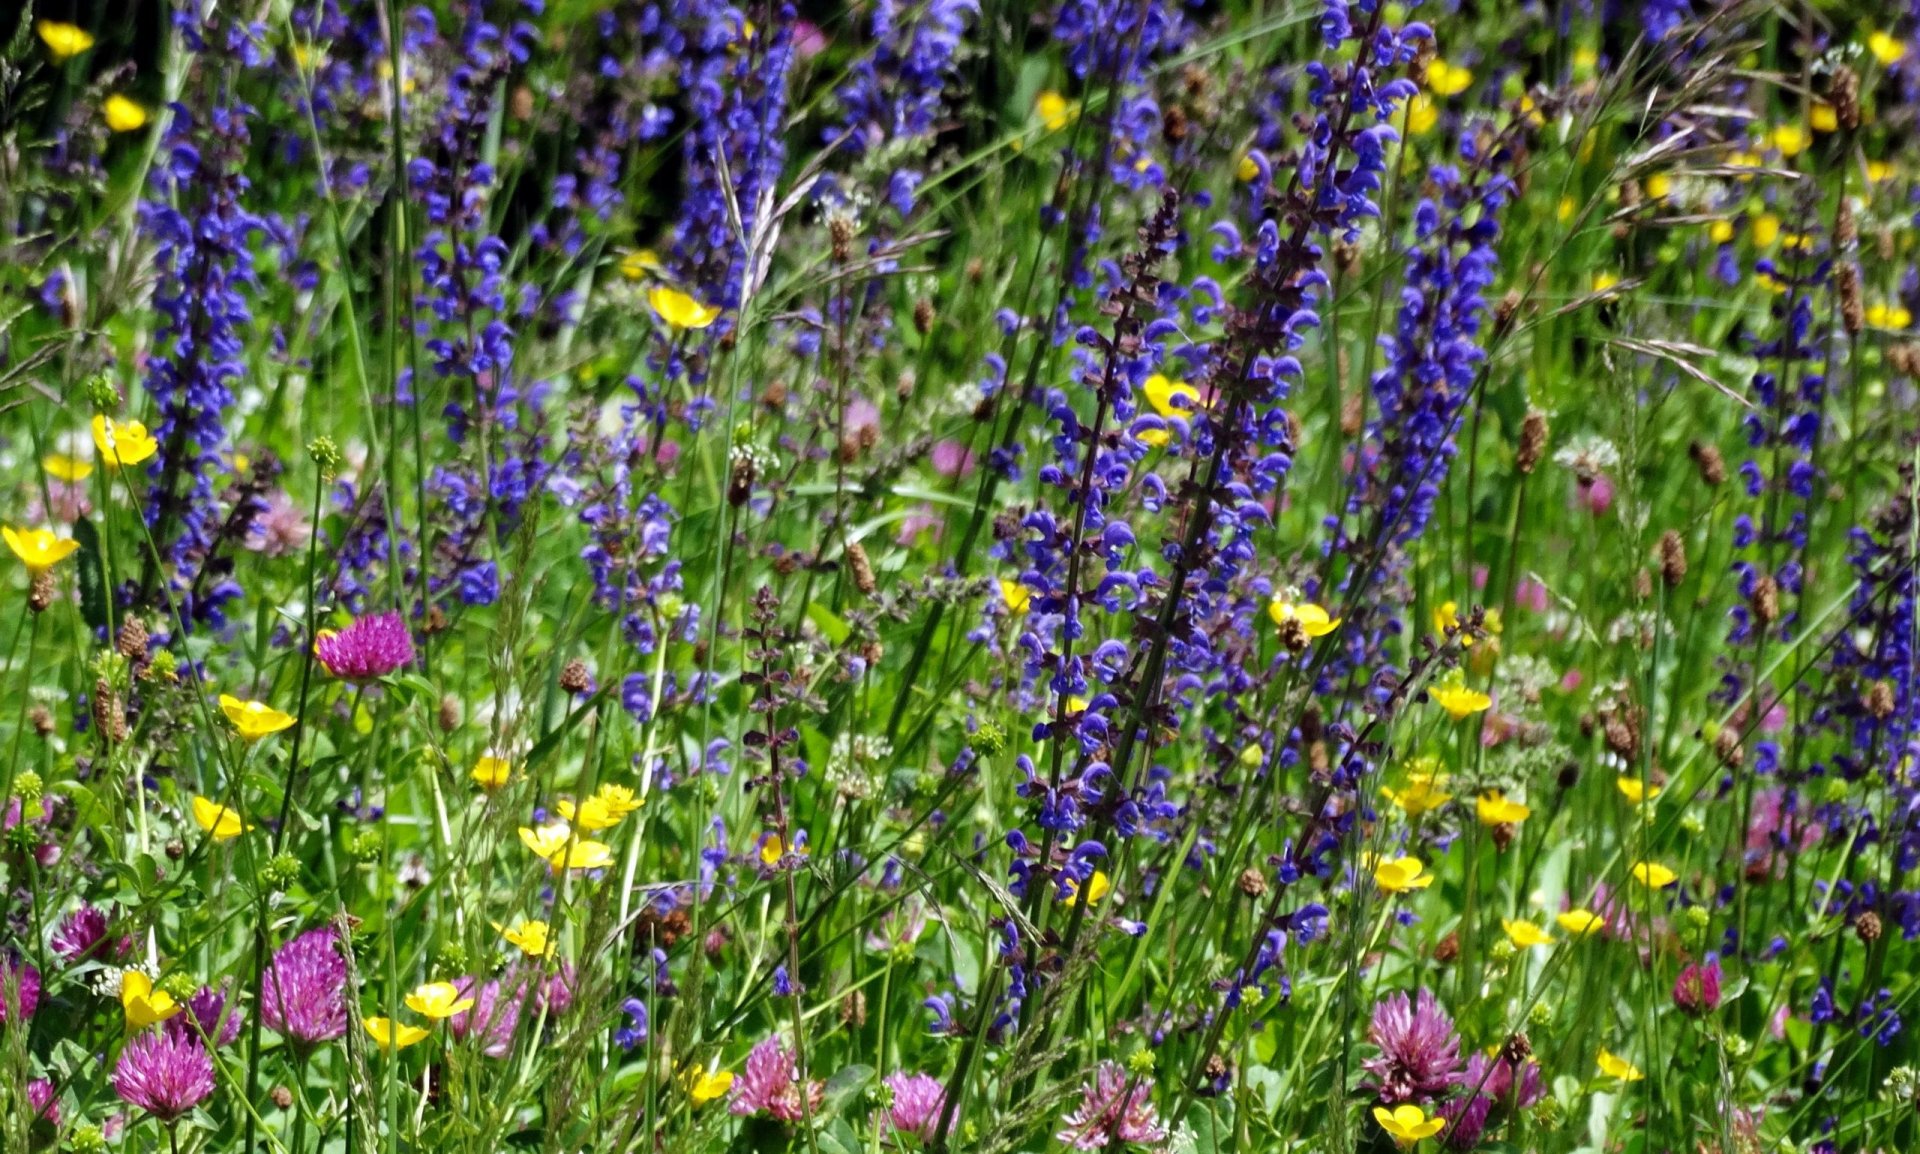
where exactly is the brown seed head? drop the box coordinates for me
[1750,574,1779,627]
[559,658,592,694]
[118,616,150,662]
[1516,410,1549,475]
[1659,530,1687,587]
[847,541,877,597]
[1687,441,1726,486]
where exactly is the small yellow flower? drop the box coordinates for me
[404,980,476,1020]
[103,95,148,133]
[1381,774,1453,818]
[1868,30,1906,66]
[472,755,513,790]
[1424,58,1472,97]
[121,970,183,1029]
[556,794,624,832]
[191,796,252,841]
[92,415,159,468]
[999,578,1031,615]
[1401,93,1437,136]
[1597,1049,1644,1081]
[1062,869,1110,907]
[1373,1103,1446,1147]
[1557,908,1606,936]
[1616,776,1662,803]
[1502,918,1554,949]
[759,832,810,866]
[1035,90,1077,132]
[519,823,614,871]
[1475,791,1530,825]
[364,1016,430,1051]
[1141,374,1204,418]
[1707,219,1735,245]
[43,453,94,482]
[1865,303,1913,331]
[1630,861,1677,889]
[1556,196,1576,223]
[1236,154,1260,182]
[218,695,296,740]
[1267,598,1341,638]
[1769,123,1808,158]
[1135,426,1169,449]
[497,919,555,959]
[620,248,662,281]
[37,21,95,60]
[646,286,721,330]
[1429,684,1492,720]
[1809,103,1837,134]
[1431,601,1468,643]
[1867,160,1893,184]
[688,1068,735,1105]
[1374,855,1434,894]
[4,527,80,573]
[1642,172,1671,201]
[1591,271,1620,294]
[1751,212,1781,248]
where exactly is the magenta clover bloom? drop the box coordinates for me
[883,1071,948,1142]
[1362,988,1466,1105]
[1055,1062,1168,1150]
[314,611,415,681]
[730,1037,824,1122]
[113,1029,215,1121]
[262,927,349,1046]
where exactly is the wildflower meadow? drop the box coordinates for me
[1,0,1918,1151]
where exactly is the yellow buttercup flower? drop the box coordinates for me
[1429,684,1492,720]
[620,248,662,280]
[1865,303,1913,331]
[647,286,721,330]
[1062,869,1110,907]
[497,919,555,959]
[1557,908,1606,936]
[1591,271,1620,294]
[1142,374,1203,418]
[121,970,183,1029]
[519,822,614,871]
[689,1068,735,1105]
[4,527,80,573]
[1475,791,1530,825]
[1769,123,1808,158]
[1597,1049,1644,1081]
[1374,1103,1446,1148]
[364,1016,430,1051]
[1000,578,1031,615]
[218,695,296,740]
[1643,172,1671,201]
[1236,154,1260,182]
[1616,776,1661,803]
[1381,774,1452,818]
[1374,855,1434,894]
[1268,598,1341,638]
[37,21,95,60]
[43,453,93,482]
[472,755,513,790]
[1809,103,1837,134]
[403,981,475,1020]
[1630,861,1677,889]
[1751,213,1781,248]
[556,794,624,832]
[1135,426,1169,448]
[1401,93,1437,136]
[1424,58,1472,97]
[1502,918,1553,949]
[191,796,252,841]
[1707,219,1735,245]
[1431,600,1468,644]
[1868,30,1906,66]
[1035,90,1078,132]
[92,415,159,468]
[103,95,148,133]
[1867,160,1892,183]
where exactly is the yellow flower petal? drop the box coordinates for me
[92,415,159,468]
[218,694,296,740]
[37,21,96,60]
[647,286,721,330]
[3,526,81,572]
[42,453,93,482]
[364,1016,430,1050]
[103,95,148,133]
[191,795,252,841]
[121,970,184,1029]
[404,980,476,1020]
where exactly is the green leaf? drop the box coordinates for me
[807,601,851,645]
[821,1064,874,1116]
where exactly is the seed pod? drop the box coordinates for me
[1713,725,1744,768]
[1236,867,1268,897]
[1750,574,1779,627]
[1837,261,1864,335]
[1433,931,1460,965]
[913,297,936,336]
[847,541,877,597]
[559,658,591,694]
[28,569,55,614]
[117,616,150,662]
[1658,530,1687,587]
[1865,681,1896,720]
[1516,410,1549,474]
[1687,440,1726,486]
[1857,911,1883,942]
[1831,65,1861,132]
[92,677,128,744]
